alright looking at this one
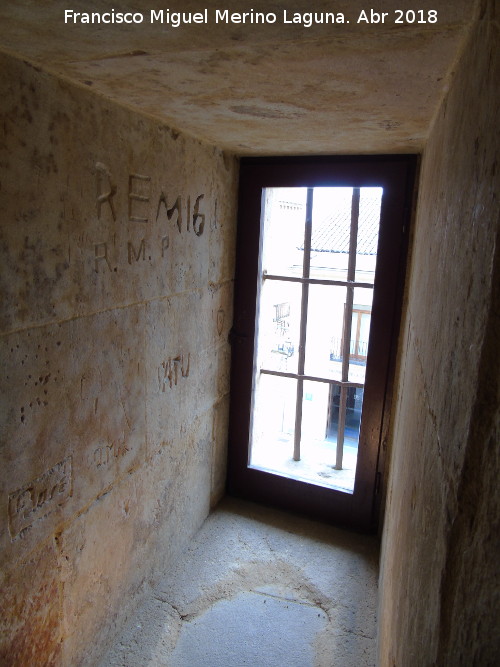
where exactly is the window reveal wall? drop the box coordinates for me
[378,6,500,664]
[0,52,238,667]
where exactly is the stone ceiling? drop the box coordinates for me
[0,1,476,155]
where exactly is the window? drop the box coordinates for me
[228,156,416,531]
[346,307,371,362]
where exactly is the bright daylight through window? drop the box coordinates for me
[249,186,382,493]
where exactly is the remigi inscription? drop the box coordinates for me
[156,193,205,236]
[8,456,73,539]
[93,163,207,273]
[94,162,206,234]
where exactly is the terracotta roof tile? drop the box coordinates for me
[307,192,381,255]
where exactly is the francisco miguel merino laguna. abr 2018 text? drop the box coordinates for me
[63,8,439,27]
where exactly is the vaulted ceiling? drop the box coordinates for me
[0,1,476,154]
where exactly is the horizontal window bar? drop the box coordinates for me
[263,273,374,289]
[260,367,364,389]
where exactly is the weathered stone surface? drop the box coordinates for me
[0,51,235,333]
[143,292,231,448]
[56,475,145,666]
[0,540,62,667]
[379,326,449,661]
[0,307,148,560]
[211,394,231,506]
[379,4,500,664]
[133,411,214,591]
[0,49,237,665]
[97,499,379,667]
[0,1,497,664]
[0,1,475,154]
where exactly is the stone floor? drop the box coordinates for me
[98,497,379,667]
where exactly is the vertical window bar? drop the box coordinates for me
[293,187,314,461]
[335,187,360,470]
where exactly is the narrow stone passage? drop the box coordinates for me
[98,498,378,666]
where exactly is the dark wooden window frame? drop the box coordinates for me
[227,155,417,532]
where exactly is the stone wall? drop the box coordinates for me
[378,2,499,664]
[0,53,238,666]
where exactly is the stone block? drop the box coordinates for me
[211,394,231,506]
[56,474,145,666]
[0,54,237,333]
[0,307,148,567]
[0,540,62,666]
[0,40,238,667]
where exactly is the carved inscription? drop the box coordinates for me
[161,353,190,390]
[8,456,73,540]
[95,241,113,272]
[96,162,117,221]
[94,162,206,231]
[156,192,205,237]
[93,442,130,467]
[93,163,206,273]
[161,234,169,257]
[128,174,151,223]
[128,238,146,264]
[217,308,225,336]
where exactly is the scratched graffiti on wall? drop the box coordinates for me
[160,353,190,390]
[93,163,207,273]
[8,456,73,540]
